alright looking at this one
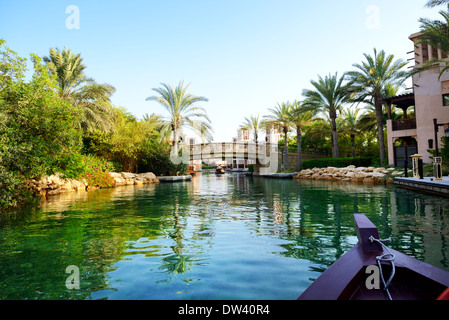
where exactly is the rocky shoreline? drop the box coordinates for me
[294,165,407,184]
[26,172,159,197]
[25,166,406,198]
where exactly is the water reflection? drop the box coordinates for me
[0,174,448,300]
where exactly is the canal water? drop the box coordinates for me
[0,172,448,300]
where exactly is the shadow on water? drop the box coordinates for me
[0,173,448,299]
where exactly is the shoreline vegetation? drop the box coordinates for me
[29,164,406,201]
[3,3,449,212]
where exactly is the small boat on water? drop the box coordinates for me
[297,213,449,300]
[215,166,225,175]
[215,168,225,175]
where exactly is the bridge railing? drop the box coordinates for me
[187,142,278,160]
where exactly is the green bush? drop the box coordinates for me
[138,140,188,176]
[80,155,115,188]
[82,171,114,188]
[0,41,84,210]
[301,157,373,170]
[248,164,254,173]
[81,154,115,173]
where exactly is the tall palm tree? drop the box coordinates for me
[302,72,352,158]
[240,114,265,142]
[264,102,294,170]
[146,81,213,149]
[44,47,116,132]
[291,100,315,171]
[346,49,408,164]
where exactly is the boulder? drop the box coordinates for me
[108,172,122,178]
[121,172,135,179]
[138,172,157,182]
[363,177,375,184]
[113,177,126,186]
[71,179,86,191]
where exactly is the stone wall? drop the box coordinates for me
[294,165,404,184]
[26,172,159,197]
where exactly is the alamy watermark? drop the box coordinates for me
[365,265,381,290]
[66,5,80,30]
[65,265,80,290]
[365,5,380,30]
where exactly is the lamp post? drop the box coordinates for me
[433,118,449,180]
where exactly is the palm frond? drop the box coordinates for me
[425,0,449,8]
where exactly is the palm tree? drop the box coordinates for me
[240,114,265,142]
[302,72,352,158]
[146,81,213,149]
[291,100,316,171]
[44,47,116,132]
[264,102,294,171]
[346,49,408,164]
[416,10,449,79]
[340,107,361,158]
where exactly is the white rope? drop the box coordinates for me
[369,236,396,300]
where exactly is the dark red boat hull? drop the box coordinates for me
[297,214,449,300]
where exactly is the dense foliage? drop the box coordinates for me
[138,140,188,176]
[1,41,85,209]
[0,41,189,211]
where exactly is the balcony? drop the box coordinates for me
[392,118,416,131]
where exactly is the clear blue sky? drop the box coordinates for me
[0,0,442,141]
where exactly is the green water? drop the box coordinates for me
[1,173,448,300]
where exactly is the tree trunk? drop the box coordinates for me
[172,128,178,151]
[351,134,356,158]
[297,125,302,172]
[375,99,386,163]
[330,111,340,158]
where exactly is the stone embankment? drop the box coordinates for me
[294,165,406,184]
[26,172,159,197]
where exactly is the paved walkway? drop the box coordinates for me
[395,176,449,186]
[394,176,449,196]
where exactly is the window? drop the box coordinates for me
[432,46,438,60]
[443,93,449,106]
[422,44,429,63]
